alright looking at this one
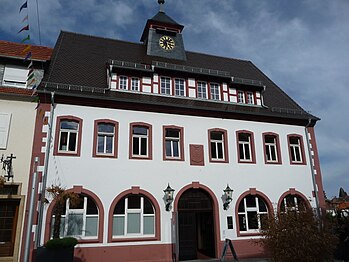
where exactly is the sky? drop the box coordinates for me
[0,0,348,198]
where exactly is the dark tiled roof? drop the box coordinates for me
[43,31,319,123]
[150,11,183,28]
[0,40,52,61]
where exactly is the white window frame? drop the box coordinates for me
[96,123,115,155]
[210,83,220,100]
[290,137,302,163]
[113,196,155,238]
[165,129,181,159]
[238,133,252,162]
[132,126,149,157]
[265,135,278,163]
[238,196,268,233]
[58,120,79,153]
[174,78,185,96]
[131,77,140,91]
[2,65,27,88]
[210,131,225,161]
[0,113,11,149]
[237,91,245,103]
[247,92,254,104]
[119,76,128,90]
[160,76,171,95]
[197,81,207,99]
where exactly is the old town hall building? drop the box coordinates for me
[23,1,325,261]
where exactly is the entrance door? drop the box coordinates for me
[178,189,215,261]
[0,199,19,257]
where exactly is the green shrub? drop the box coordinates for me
[45,237,78,249]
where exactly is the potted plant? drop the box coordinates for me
[36,184,80,262]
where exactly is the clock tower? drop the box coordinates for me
[140,0,187,61]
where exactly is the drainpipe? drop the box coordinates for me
[261,85,269,109]
[36,91,55,247]
[305,118,321,218]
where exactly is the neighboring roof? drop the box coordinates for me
[42,31,319,124]
[0,40,52,61]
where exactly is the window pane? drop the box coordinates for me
[133,127,147,135]
[143,216,155,234]
[127,213,141,234]
[244,144,251,160]
[97,135,104,153]
[270,146,276,160]
[211,132,222,140]
[238,214,246,231]
[69,195,84,209]
[260,214,268,229]
[265,145,271,160]
[290,137,299,144]
[166,129,179,138]
[67,214,83,236]
[239,144,244,159]
[238,201,245,212]
[133,137,139,155]
[85,216,98,236]
[105,136,113,153]
[258,198,267,212]
[86,198,98,214]
[295,148,301,161]
[68,133,77,151]
[143,198,154,214]
[61,121,78,130]
[173,141,179,157]
[114,200,125,214]
[211,142,217,159]
[59,132,68,150]
[165,141,172,157]
[98,123,114,133]
[246,195,256,207]
[113,216,125,235]
[217,143,223,159]
[265,135,274,143]
[239,133,249,142]
[140,137,147,155]
[128,196,141,209]
[247,211,258,229]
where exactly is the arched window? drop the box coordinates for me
[280,194,307,212]
[50,194,99,239]
[237,194,269,233]
[112,194,155,237]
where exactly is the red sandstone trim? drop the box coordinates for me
[162,125,185,161]
[107,187,161,242]
[129,122,153,160]
[262,132,282,165]
[208,128,229,163]
[277,189,311,212]
[287,134,306,165]
[236,130,256,164]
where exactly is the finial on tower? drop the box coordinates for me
[158,0,165,12]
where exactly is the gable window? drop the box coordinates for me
[238,194,269,233]
[131,77,140,91]
[237,131,256,163]
[288,135,306,164]
[2,65,27,88]
[130,123,152,160]
[160,76,171,95]
[246,92,254,104]
[263,133,281,164]
[237,91,245,103]
[210,83,220,100]
[197,81,207,99]
[112,195,155,237]
[0,113,11,149]
[119,76,128,90]
[51,194,99,239]
[163,126,184,161]
[54,116,83,156]
[280,194,308,213]
[93,120,118,158]
[175,78,185,96]
[208,129,228,163]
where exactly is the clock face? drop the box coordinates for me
[159,35,175,50]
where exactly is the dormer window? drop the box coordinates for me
[131,78,140,91]
[210,83,220,100]
[247,92,254,104]
[160,76,171,95]
[237,91,245,103]
[197,81,207,99]
[119,76,128,90]
[237,90,256,105]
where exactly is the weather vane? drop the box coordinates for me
[158,0,165,12]
[1,153,16,181]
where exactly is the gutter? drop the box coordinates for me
[36,91,55,247]
[305,118,321,217]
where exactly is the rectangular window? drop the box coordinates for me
[2,65,27,88]
[132,126,149,157]
[163,126,184,161]
[237,91,245,103]
[210,83,220,100]
[264,135,278,163]
[97,123,115,155]
[160,76,171,95]
[175,79,185,96]
[237,132,255,163]
[131,77,140,91]
[197,81,207,99]
[119,76,128,90]
[210,132,224,160]
[289,136,304,164]
[247,92,254,104]
[58,121,79,153]
[0,113,11,149]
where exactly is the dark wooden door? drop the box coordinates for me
[0,200,19,257]
[179,212,197,260]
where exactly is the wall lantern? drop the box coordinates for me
[163,183,175,211]
[223,184,233,210]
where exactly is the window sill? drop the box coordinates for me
[110,236,159,243]
[54,151,80,157]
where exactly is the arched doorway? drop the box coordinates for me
[178,188,215,261]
